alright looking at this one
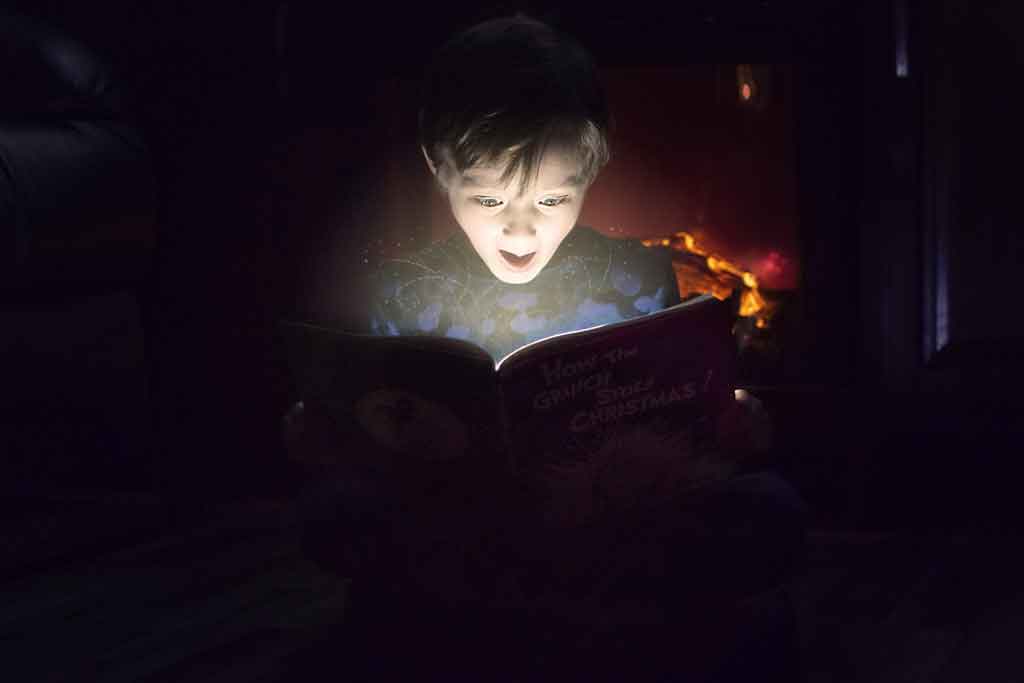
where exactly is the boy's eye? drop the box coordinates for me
[475,197,503,208]
[539,196,569,207]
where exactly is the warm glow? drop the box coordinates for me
[644,230,775,328]
[736,65,757,104]
[739,288,766,317]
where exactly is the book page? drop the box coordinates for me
[495,295,738,527]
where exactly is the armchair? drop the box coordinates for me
[1,8,156,493]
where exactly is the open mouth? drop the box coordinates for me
[499,250,536,270]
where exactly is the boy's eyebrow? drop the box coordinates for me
[460,174,493,188]
[462,173,583,190]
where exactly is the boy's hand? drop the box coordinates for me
[717,388,774,459]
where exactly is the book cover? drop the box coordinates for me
[280,292,737,524]
[496,293,738,526]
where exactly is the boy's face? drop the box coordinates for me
[429,148,588,284]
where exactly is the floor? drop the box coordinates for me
[2,490,1023,682]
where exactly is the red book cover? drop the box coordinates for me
[496,293,738,527]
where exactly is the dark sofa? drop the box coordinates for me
[1,8,156,493]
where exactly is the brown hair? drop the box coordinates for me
[418,14,611,195]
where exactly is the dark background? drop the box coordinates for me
[6,0,1023,530]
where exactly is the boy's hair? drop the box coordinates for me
[418,14,611,194]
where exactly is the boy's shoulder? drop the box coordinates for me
[365,231,482,336]
[560,225,673,266]
[561,226,661,259]
[559,226,680,300]
[369,231,478,291]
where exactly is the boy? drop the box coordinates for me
[366,14,680,360]
[285,13,804,679]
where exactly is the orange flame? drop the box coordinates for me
[642,231,775,328]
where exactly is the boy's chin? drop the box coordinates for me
[487,263,542,284]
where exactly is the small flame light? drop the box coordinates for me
[736,64,757,105]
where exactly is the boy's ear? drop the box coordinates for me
[421,146,438,176]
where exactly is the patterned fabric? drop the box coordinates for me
[368,226,682,360]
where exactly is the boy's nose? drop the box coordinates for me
[502,219,537,236]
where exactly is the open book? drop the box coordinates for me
[281,292,739,527]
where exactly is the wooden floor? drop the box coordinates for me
[2,491,1023,682]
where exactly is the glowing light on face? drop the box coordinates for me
[438,150,588,284]
[741,83,753,101]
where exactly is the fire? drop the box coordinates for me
[641,231,776,328]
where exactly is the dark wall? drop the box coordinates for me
[945,2,1024,345]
